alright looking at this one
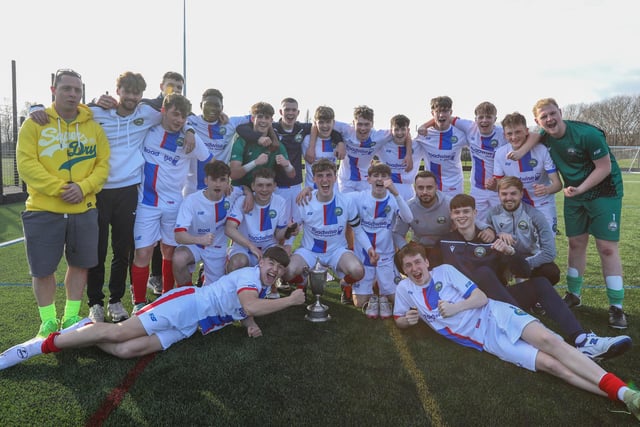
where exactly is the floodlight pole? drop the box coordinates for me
[183,0,187,97]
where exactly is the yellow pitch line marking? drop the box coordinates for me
[387,322,447,426]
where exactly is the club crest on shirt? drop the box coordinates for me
[224,200,231,210]
[219,127,227,136]
[518,220,529,231]
[490,139,499,148]
[473,246,487,257]
[512,307,528,316]
[176,137,184,147]
[335,207,343,216]
[437,216,446,224]
[394,275,402,284]
[269,209,277,218]
[434,281,443,292]
[451,136,458,143]
[528,158,538,168]
[295,133,303,143]
[608,221,618,232]
[566,147,581,161]
[134,118,144,126]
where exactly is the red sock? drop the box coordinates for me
[599,372,626,401]
[342,285,352,298]
[41,332,61,354]
[343,274,358,285]
[131,264,149,304]
[289,275,305,285]
[162,259,175,293]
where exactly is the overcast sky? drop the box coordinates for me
[1,0,638,128]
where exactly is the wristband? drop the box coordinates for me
[29,104,45,114]
[243,160,257,173]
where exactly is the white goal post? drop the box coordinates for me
[610,146,640,173]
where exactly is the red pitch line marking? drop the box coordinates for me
[85,352,157,426]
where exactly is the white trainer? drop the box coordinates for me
[364,296,379,319]
[88,304,105,323]
[147,275,163,295]
[576,332,632,361]
[107,302,130,323]
[379,296,393,319]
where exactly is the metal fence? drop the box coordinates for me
[1,137,26,204]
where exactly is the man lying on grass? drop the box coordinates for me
[392,242,640,420]
[0,246,305,369]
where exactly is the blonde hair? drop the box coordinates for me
[532,98,560,117]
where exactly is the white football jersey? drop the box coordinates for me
[227,193,289,249]
[493,143,558,208]
[349,191,402,264]
[293,190,359,254]
[186,114,250,191]
[333,121,392,185]
[196,265,268,334]
[174,190,231,251]
[414,125,467,195]
[139,124,213,208]
[453,118,508,192]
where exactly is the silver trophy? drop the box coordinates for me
[305,258,331,322]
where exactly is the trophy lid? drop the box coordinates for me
[310,257,327,273]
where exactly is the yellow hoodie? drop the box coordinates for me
[17,103,110,213]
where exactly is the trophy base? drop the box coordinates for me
[305,303,331,322]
